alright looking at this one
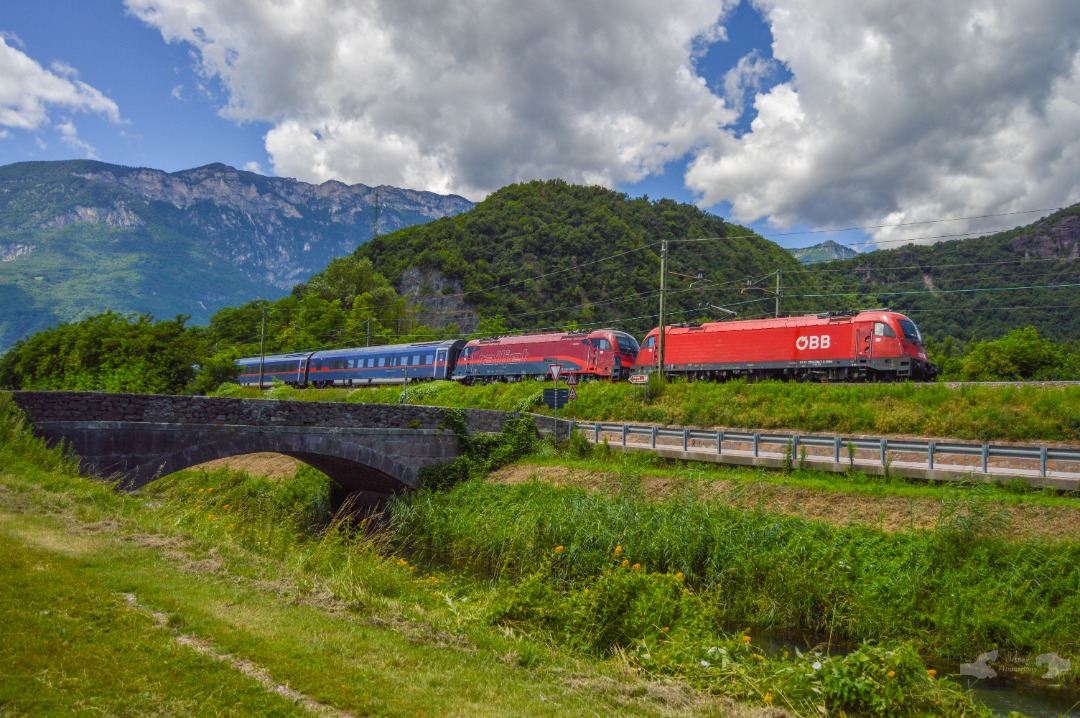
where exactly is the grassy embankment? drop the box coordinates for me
[0,394,1002,717]
[213,378,1080,442]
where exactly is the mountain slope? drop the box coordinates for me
[805,205,1080,343]
[351,180,818,336]
[789,240,859,265]
[0,160,473,352]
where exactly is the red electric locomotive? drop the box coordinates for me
[634,310,938,382]
[453,329,640,383]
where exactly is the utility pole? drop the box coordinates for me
[657,239,668,382]
[365,317,372,347]
[776,269,782,318]
[257,306,267,389]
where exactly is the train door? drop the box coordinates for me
[297,357,309,387]
[855,323,873,368]
[435,348,448,379]
[585,339,598,373]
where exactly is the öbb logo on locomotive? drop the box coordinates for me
[795,335,831,351]
[235,310,939,388]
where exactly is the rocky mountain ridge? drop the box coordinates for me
[0,160,473,352]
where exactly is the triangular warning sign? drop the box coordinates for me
[566,373,578,385]
[567,386,578,400]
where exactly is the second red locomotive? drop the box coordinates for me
[634,310,937,382]
[453,329,640,383]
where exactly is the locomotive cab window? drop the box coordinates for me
[590,338,612,350]
[644,336,656,349]
[898,319,923,344]
[873,322,896,338]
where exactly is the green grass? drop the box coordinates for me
[0,395,741,718]
[390,477,1080,665]
[523,447,1080,510]
[213,377,1080,442]
[0,393,1002,717]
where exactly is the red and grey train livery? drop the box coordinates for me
[633,310,937,382]
[453,329,640,384]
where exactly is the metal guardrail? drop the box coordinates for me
[568,420,1080,480]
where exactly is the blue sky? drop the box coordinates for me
[2,1,1079,250]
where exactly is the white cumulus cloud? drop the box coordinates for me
[686,0,1080,243]
[0,34,121,151]
[125,0,738,198]
[126,0,1080,244]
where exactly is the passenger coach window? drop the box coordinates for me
[873,322,896,338]
[379,358,386,367]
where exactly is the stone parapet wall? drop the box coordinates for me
[9,392,512,435]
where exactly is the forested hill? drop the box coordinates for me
[353,180,817,336]
[803,205,1080,344]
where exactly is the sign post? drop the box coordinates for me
[549,363,563,442]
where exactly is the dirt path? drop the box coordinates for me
[488,464,1080,543]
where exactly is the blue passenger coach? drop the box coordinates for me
[236,340,466,388]
[236,351,315,387]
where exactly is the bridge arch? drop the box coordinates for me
[124,430,418,496]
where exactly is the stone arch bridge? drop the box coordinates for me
[10,392,515,509]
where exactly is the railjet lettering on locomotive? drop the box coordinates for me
[795,335,832,351]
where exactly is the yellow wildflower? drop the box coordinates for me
[675,572,683,580]
[764,694,773,705]
[927,669,937,678]
[683,588,692,596]
[631,563,641,572]
[614,545,623,556]
[621,559,629,568]
[554,545,564,554]
[887,670,896,678]
[662,626,669,632]
[207,487,214,492]
[583,588,589,595]
[742,635,751,644]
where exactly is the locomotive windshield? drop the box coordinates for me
[614,332,640,356]
[898,319,923,344]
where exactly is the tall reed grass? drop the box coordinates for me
[390,477,1080,663]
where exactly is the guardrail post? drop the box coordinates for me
[1041,447,1048,478]
[792,434,800,459]
[753,433,760,458]
[880,439,888,467]
[569,419,575,437]
[683,428,689,452]
[716,431,723,455]
[594,422,600,444]
[651,427,657,448]
[834,437,841,463]
[622,424,628,447]
[982,443,989,474]
[928,441,936,470]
